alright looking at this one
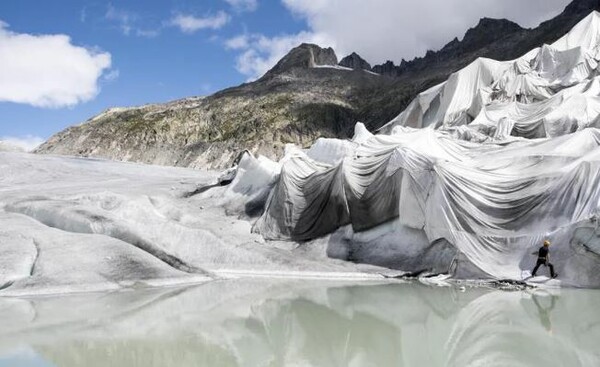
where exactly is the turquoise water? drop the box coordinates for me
[0,280,598,367]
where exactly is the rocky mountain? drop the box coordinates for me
[38,44,388,168]
[370,18,525,77]
[37,44,391,169]
[265,44,338,77]
[338,52,371,71]
[37,0,600,168]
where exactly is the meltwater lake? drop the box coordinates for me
[0,280,599,367]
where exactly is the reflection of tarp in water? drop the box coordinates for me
[446,290,598,367]
[2,281,600,367]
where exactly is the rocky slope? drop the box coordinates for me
[37,45,388,169]
[37,0,600,168]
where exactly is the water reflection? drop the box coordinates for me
[532,293,557,332]
[0,280,599,367]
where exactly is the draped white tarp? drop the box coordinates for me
[379,12,600,140]
[248,12,600,285]
[254,125,600,282]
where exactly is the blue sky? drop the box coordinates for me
[0,0,306,145]
[0,0,572,149]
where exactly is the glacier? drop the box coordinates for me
[0,152,401,296]
[4,12,600,295]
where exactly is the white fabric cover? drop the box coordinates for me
[249,13,600,285]
[379,12,600,139]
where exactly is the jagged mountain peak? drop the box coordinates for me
[338,52,372,71]
[473,17,522,29]
[264,43,338,77]
[371,17,525,77]
[460,17,523,47]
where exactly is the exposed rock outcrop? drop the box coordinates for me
[339,52,371,71]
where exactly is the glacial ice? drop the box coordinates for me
[0,141,25,153]
[0,152,396,296]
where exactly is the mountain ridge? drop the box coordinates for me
[36,0,600,168]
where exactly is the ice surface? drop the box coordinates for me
[0,141,25,153]
[0,152,398,296]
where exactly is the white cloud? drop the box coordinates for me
[280,0,573,65]
[105,4,161,38]
[170,11,230,33]
[135,29,160,38]
[0,22,111,108]
[225,34,250,50]
[0,135,45,152]
[227,32,335,80]
[103,69,120,82]
[105,4,136,36]
[224,0,258,12]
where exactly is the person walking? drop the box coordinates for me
[531,240,557,278]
